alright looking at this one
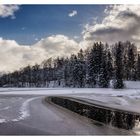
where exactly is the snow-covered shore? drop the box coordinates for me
[0,81,140,113]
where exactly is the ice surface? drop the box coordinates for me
[12,97,40,122]
[0,96,40,123]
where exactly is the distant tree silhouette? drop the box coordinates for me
[0,41,139,89]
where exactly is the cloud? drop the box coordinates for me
[3,5,140,72]
[21,27,26,30]
[34,38,39,41]
[0,35,79,72]
[74,36,79,39]
[33,35,79,58]
[0,5,20,19]
[68,10,77,17]
[82,5,140,48]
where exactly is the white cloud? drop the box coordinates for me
[0,5,20,18]
[74,36,79,39]
[68,10,77,17]
[3,5,140,72]
[82,5,140,49]
[34,37,39,41]
[33,35,79,58]
[21,27,26,30]
[0,35,79,72]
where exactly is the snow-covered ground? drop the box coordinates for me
[0,81,140,113]
[0,81,140,135]
[0,96,42,124]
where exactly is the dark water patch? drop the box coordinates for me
[117,95,123,97]
[48,97,140,130]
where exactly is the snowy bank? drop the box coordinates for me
[0,81,140,114]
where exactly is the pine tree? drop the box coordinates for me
[32,64,40,87]
[87,43,97,87]
[113,42,124,89]
[77,49,86,87]
[63,58,69,87]
[87,42,106,87]
[69,54,77,87]
[107,50,113,80]
[99,50,110,88]
[123,52,129,80]
[55,57,65,86]
[73,60,86,87]
[78,49,84,61]
[137,54,140,80]
[124,42,137,80]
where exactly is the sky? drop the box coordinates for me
[0,5,140,72]
[0,5,105,45]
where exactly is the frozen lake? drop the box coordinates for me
[0,88,139,135]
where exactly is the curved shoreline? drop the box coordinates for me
[46,96,140,130]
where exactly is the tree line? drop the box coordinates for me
[0,41,140,89]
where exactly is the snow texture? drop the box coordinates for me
[12,97,40,122]
[0,97,39,123]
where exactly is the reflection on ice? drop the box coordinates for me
[50,97,140,131]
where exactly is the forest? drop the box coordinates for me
[0,41,140,89]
